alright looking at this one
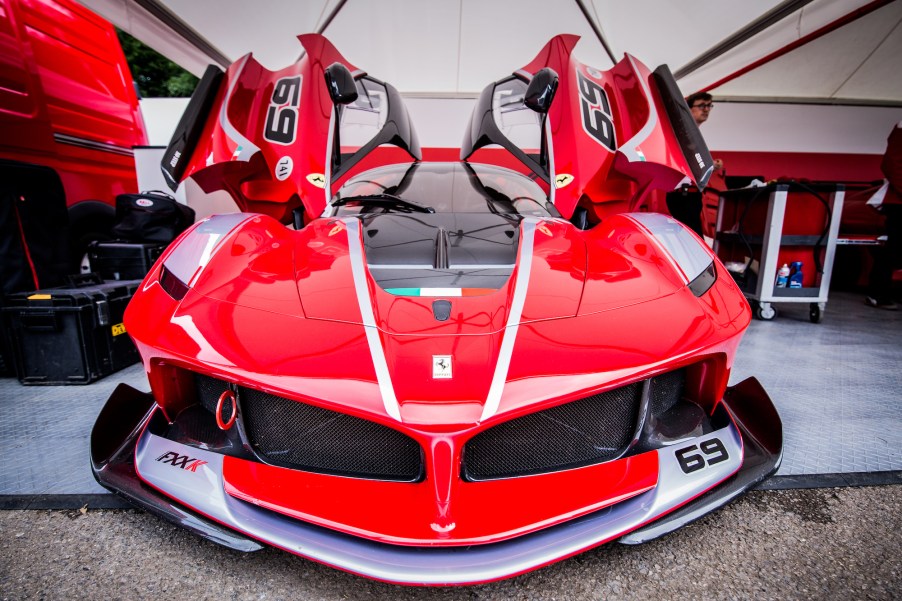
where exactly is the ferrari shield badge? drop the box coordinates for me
[433,355,452,379]
[306,173,326,188]
[554,173,574,188]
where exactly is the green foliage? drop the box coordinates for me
[117,29,198,98]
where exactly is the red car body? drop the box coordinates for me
[92,33,781,585]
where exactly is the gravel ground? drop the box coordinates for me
[1,486,900,600]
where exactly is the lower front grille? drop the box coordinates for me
[462,382,643,481]
[462,369,688,481]
[239,386,424,482]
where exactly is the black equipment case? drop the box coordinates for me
[2,280,141,384]
[88,241,165,281]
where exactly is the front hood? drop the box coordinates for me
[296,213,587,333]
[182,211,691,333]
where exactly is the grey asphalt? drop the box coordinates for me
[1,485,899,600]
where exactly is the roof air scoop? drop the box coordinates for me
[434,227,450,270]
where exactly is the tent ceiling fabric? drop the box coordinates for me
[681,0,902,104]
[80,0,902,105]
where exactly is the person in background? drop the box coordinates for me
[688,92,714,124]
[865,121,902,310]
[686,92,724,173]
[688,92,713,124]
[667,92,725,238]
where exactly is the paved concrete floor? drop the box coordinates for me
[1,486,899,600]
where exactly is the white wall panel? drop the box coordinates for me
[141,95,902,157]
[403,96,476,148]
[139,97,190,145]
[404,98,902,154]
[134,146,168,191]
[698,102,902,154]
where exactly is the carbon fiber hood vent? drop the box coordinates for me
[363,213,519,291]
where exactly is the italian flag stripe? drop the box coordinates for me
[385,287,495,297]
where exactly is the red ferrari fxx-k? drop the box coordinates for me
[91,33,781,585]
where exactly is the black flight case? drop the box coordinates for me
[88,241,165,281]
[2,279,142,384]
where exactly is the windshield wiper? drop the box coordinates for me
[331,193,435,213]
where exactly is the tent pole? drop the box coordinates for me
[573,0,617,64]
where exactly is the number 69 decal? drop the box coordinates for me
[675,437,730,474]
[264,76,301,145]
[576,69,616,152]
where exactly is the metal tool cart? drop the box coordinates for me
[713,182,845,323]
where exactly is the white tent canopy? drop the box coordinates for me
[81,0,902,158]
[81,0,902,104]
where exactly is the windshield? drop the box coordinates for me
[330,162,553,217]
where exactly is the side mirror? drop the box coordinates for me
[324,63,358,105]
[524,68,558,114]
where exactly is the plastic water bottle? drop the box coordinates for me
[776,263,790,288]
[789,262,804,288]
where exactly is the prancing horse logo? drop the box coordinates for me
[433,355,452,379]
[554,173,574,188]
[306,172,326,188]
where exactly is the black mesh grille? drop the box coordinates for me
[194,373,227,414]
[463,382,643,480]
[168,404,225,447]
[648,369,686,416]
[240,386,423,482]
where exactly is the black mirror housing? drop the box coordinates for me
[524,68,559,114]
[325,63,358,105]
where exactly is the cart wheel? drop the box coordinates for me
[809,303,823,324]
[755,302,776,321]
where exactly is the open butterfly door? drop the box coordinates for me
[461,34,713,224]
[160,33,420,224]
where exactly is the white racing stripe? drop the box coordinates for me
[344,218,402,421]
[618,55,657,164]
[343,217,538,423]
[479,218,537,422]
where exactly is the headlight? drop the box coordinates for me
[160,213,253,298]
[627,212,717,297]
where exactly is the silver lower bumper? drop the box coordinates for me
[134,421,743,585]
